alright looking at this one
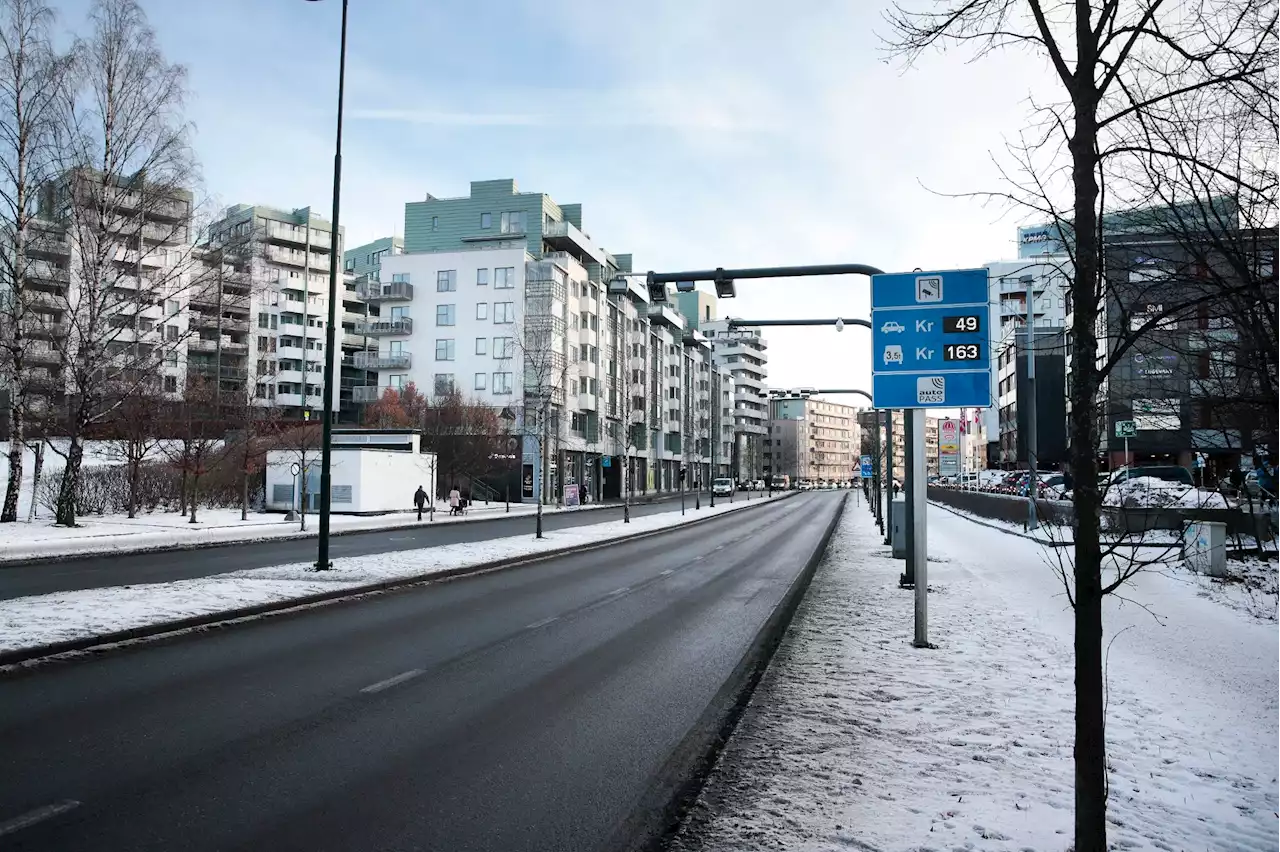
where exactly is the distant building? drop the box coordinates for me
[765,395,862,482]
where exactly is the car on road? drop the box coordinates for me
[712,477,735,497]
[880,321,905,333]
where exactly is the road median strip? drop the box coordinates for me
[0,492,797,668]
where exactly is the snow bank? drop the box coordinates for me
[0,494,788,654]
[674,502,1278,852]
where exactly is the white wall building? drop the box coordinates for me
[265,429,437,514]
[700,318,769,481]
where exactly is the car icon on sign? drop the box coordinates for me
[880,321,905,334]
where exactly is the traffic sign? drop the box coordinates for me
[871,268,991,409]
[860,455,874,478]
[1115,420,1137,438]
[938,418,960,476]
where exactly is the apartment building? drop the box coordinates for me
[204,204,375,421]
[858,408,907,484]
[699,317,769,482]
[7,171,195,417]
[356,178,717,502]
[765,395,862,483]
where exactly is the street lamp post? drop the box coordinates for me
[1022,274,1039,531]
[306,0,349,571]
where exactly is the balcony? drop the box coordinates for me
[27,260,69,284]
[352,385,383,403]
[188,338,218,352]
[541,220,609,267]
[24,347,62,367]
[578,392,599,411]
[353,351,411,370]
[266,220,332,249]
[275,392,325,410]
[356,280,414,302]
[648,304,685,331]
[354,317,413,336]
[266,244,328,271]
[682,330,711,352]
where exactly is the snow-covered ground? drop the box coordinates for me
[0,439,130,520]
[0,500,550,563]
[0,493,788,655]
[673,501,1278,852]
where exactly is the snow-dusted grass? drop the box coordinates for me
[0,493,788,655]
[0,439,133,520]
[673,502,1278,852]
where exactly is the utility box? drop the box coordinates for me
[891,496,907,558]
[1183,520,1227,578]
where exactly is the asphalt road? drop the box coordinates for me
[0,492,845,852]
[0,491,772,601]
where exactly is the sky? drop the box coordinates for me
[51,0,1062,398]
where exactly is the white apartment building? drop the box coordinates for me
[700,318,769,481]
[204,204,355,420]
[10,172,195,410]
[359,245,719,502]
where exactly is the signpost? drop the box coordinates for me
[1115,419,1136,478]
[872,268,992,648]
[860,455,874,479]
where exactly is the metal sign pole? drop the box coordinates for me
[911,408,929,647]
[884,410,894,546]
[903,411,916,587]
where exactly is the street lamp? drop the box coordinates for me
[306,0,349,571]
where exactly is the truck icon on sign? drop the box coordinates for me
[883,345,904,366]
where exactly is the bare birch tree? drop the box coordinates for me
[884,2,1274,848]
[49,0,205,527]
[0,0,71,522]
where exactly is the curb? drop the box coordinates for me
[0,491,695,569]
[0,492,798,669]
[616,493,849,852]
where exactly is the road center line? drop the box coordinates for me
[359,669,424,694]
[525,615,559,630]
[0,800,81,838]
[659,569,675,576]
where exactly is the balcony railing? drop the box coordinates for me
[353,317,413,336]
[352,385,383,403]
[353,351,411,370]
[356,280,414,302]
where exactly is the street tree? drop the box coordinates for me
[0,0,72,523]
[884,2,1275,848]
[48,0,207,527]
[162,375,221,524]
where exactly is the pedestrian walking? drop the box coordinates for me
[449,485,462,516]
[413,485,427,521]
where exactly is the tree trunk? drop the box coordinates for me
[1,402,23,523]
[55,437,85,527]
[27,440,44,522]
[241,458,249,521]
[179,466,189,516]
[189,471,199,523]
[127,456,140,519]
[1068,61,1108,852]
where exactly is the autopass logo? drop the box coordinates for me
[916,376,945,404]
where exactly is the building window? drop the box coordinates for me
[475,337,487,355]
[437,270,456,292]
[476,268,489,286]
[493,302,515,323]
[493,337,514,359]
[392,272,410,283]
[344,258,355,272]
[258,314,270,329]
[480,213,491,230]
[499,211,525,234]
[434,373,455,395]
[389,374,407,388]
[436,304,456,326]
[431,216,439,231]
[474,372,487,390]
[164,352,178,367]
[492,372,513,394]
[164,375,177,393]
[494,267,515,289]
[476,302,488,321]
[435,339,455,361]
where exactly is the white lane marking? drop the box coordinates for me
[525,615,559,630]
[608,586,630,596]
[0,800,81,838]
[359,669,424,694]
[659,569,675,576]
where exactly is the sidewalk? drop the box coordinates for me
[0,494,686,564]
[673,500,1278,851]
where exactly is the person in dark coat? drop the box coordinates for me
[414,485,427,521]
